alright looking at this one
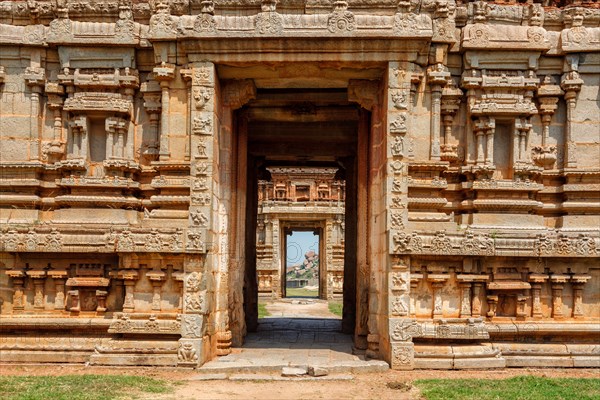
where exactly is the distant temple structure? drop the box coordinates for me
[0,0,598,369]
[256,167,345,299]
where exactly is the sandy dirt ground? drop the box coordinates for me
[1,364,598,400]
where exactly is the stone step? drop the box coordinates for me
[195,360,389,375]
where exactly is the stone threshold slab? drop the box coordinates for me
[188,373,355,381]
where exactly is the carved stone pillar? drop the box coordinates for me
[533,78,562,169]
[474,118,487,165]
[146,270,166,311]
[46,82,66,159]
[69,115,88,159]
[96,290,108,314]
[409,273,422,317]
[68,290,80,313]
[472,281,484,317]
[516,295,528,320]
[486,295,498,318]
[550,275,569,319]
[118,270,138,312]
[153,64,175,161]
[6,270,26,312]
[173,272,185,312]
[27,270,46,310]
[440,83,461,163]
[428,274,449,318]
[571,275,591,319]
[24,66,45,161]
[105,118,115,159]
[141,81,162,157]
[427,64,450,161]
[528,274,548,319]
[48,270,68,311]
[485,118,495,166]
[514,118,531,164]
[561,69,583,169]
[459,282,472,317]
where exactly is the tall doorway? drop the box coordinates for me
[284,230,321,299]
[238,88,364,337]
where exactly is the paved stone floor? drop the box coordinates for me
[198,300,388,374]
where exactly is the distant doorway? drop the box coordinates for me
[285,230,320,298]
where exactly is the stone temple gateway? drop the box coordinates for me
[0,0,599,370]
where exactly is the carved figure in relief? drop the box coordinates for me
[394,12,418,34]
[191,210,208,227]
[392,297,408,316]
[436,322,452,338]
[391,320,422,341]
[196,140,208,158]
[117,230,135,252]
[391,272,408,291]
[193,178,208,191]
[193,117,212,135]
[184,292,204,312]
[149,0,176,36]
[194,1,217,33]
[193,89,211,109]
[256,1,283,35]
[178,342,198,363]
[145,229,162,251]
[182,315,202,338]
[430,231,452,253]
[194,67,210,85]
[166,229,184,251]
[391,91,408,109]
[187,272,202,292]
[390,115,407,133]
[391,137,404,157]
[187,230,204,250]
[392,344,412,366]
[393,232,423,253]
[192,193,210,205]
[328,1,356,33]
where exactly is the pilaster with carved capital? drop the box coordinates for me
[153,63,176,161]
[561,66,583,169]
[427,63,451,161]
[571,275,591,319]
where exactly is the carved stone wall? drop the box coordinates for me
[0,0,599,370]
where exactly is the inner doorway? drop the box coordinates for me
[240,87,364,337]
[285,230,320,299]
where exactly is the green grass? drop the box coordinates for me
[285,287,318,298]
[415,376,600,400]
[0,375,174,400]
[328,301,343,317]
[258,302,270,318]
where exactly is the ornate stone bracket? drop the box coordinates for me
[221,79,257,110]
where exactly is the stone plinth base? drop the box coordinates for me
[414,343,505,370]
